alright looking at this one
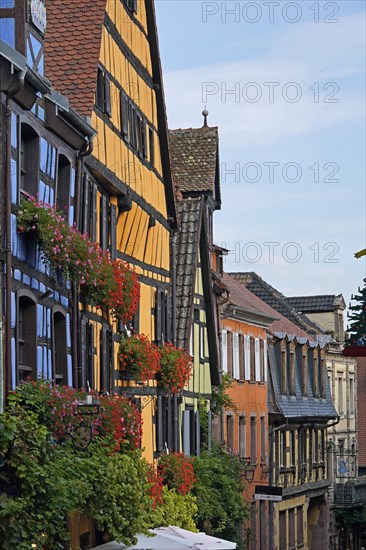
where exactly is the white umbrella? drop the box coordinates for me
[154,526,237,549]
[91,530,200,549]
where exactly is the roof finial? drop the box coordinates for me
[202,106,209,127]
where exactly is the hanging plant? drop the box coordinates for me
[98,393,142,452]
[16,196,140,323]
[119,334,161,382]
[158,343,193,393]
[157,452,196,496]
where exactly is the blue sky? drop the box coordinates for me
[155,1,366,310]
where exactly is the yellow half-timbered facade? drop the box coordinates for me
[45,0,177,462]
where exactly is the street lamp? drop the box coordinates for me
[242,457,257,484]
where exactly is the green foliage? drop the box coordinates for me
[345,280,366,346]
[149,487,198,532]
[211,374,237,417]
[0,385,152,548]
[192,444,248,546]
[335,505,366,526]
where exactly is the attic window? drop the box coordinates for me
[123,0,138,13]
[96,68,112,118]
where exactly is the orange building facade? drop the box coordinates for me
[216,272,277,550]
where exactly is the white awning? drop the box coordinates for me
[91,527,236,550]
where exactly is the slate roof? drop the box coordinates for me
[223,273,313,339]
[175,198,202,349]
[229,272,324,336]
[267,343,338,420]
[44,0,106,117]
[169,126,221,209]
[224,274,337,419]
[287,294,345,313]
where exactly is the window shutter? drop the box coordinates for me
[101,326,109,392]
[196,411,201,457]
[120,91,129,140]
[233,333,240,379]
[82,175,90,234]
[110,204,117,260]
[104,73,112,117]
[166,295,172,342]
[142,120,147,159]
[96,68,105,111]
[100,194,108,250]
[255,338,261,382]
[222,330,227,373]
[264,339,268,382]
[183,410,191,456]
[137,113,143,158]
[156,396,164,452]
[91,184,97,241]
[155,288,162,344]
[244,335,251,381]
[80,319,87,389]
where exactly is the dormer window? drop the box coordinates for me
[280,343,287,394]
[313,348,320,397]
[302,349,308,396]
[289,343,296,395]
[123,0,138,13]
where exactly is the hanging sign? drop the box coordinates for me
[30,0,47,34]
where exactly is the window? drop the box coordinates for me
[157,395,175,453]
[250,337,255,381]
[239,416,246,458]
[226,415,234,450]
[289,431,296,467]
[96,68,111,117]
[80,173,97,239]
[250,416,257,464]
[289,349,295,394]
[0,14,15,48]
[56,155,71,215]
[227,332,233,378]
[313,430,319,464]
[100,325,112,393]
[99,193,109,250]
[260,416,266,462]
[123,0,138,13]
[288,508,295,550]
[338,374,344,414]
[17,295,37,382]
[279,511,286,550]
[149,128,155,167]
[320,352,326,397]
[80,319,95,390]
[53,310,67,385]
[313,349,319,396]
[280,431,286,467]
[155,289,171,345]
[182,407,198,457]
[281,345,287,393]
[297,506,304,547]
[302,349,307,395]
[349,377,355,415]
[260,339,265,382]
[298,429,307,466]
[20,124,39,197]
[239,334,245,379]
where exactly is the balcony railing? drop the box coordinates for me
[334,478,366,506]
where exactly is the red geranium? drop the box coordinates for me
[157,452,196,495]
[147,464,164,508]
[119,334,161,382]
[158,343,193,393]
